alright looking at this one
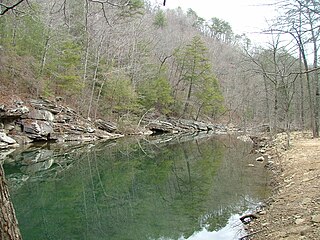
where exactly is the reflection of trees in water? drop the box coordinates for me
[7,135,268,240]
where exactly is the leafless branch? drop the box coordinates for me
[0,0,25,15]
[239,229,265,240]
[92,0,112,27]
[293,0,320,17]
[254,66,320,78]
[88,0,130,8]
[289,66,320,76]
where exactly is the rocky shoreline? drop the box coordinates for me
[241,132,320,240]
[0,97,232,158]
[0,98,124,149]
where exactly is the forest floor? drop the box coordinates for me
[246,131,320,240]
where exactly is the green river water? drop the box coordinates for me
[3,133,269,240]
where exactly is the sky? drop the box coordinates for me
[152,0,278,44]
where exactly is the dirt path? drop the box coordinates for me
[246,132,320,240]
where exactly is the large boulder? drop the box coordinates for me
[0,105,29,118]
[30,99,61,114]
[147,120,177,134]
[193,121,209,131]
[95,119,117,133]
[0,132,17,144]
[0,142,9,149]
[147,119,217,134]
[20,119,53,140]
[177,119,209,131]
[27,109,54,121]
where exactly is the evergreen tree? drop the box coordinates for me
[138,70,173,115]
[174,36,224,119]
[153,10,167,28]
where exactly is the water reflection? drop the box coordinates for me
[179,214,244,240]
[4,134,269,240]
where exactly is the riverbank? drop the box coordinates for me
[1,96,227,153]
[245,131,320,239]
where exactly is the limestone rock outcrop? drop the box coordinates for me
[0,97,123,149]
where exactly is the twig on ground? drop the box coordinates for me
[239,229,265,240]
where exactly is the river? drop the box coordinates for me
[3,133,269,240]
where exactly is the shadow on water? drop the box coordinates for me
[3,133,269,240]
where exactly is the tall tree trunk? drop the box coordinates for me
[183,78,193,117]
[0,164,22,240]
[87,34,104,119]
[38,21,53,97]
[272,43,279,133]
[299,52,305,129]
[94,81,104,121]
[263,74,272,129]
[78,0,90,115]
[297,10,305,129]
[296,32,316,137]
[273,84,279,133]
[291,8,317,137]
[308,7,319,137]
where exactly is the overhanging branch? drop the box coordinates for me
[0,0,25,15]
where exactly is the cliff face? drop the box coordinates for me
[0,96,123,152]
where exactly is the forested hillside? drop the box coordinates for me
[1,0,319,135]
